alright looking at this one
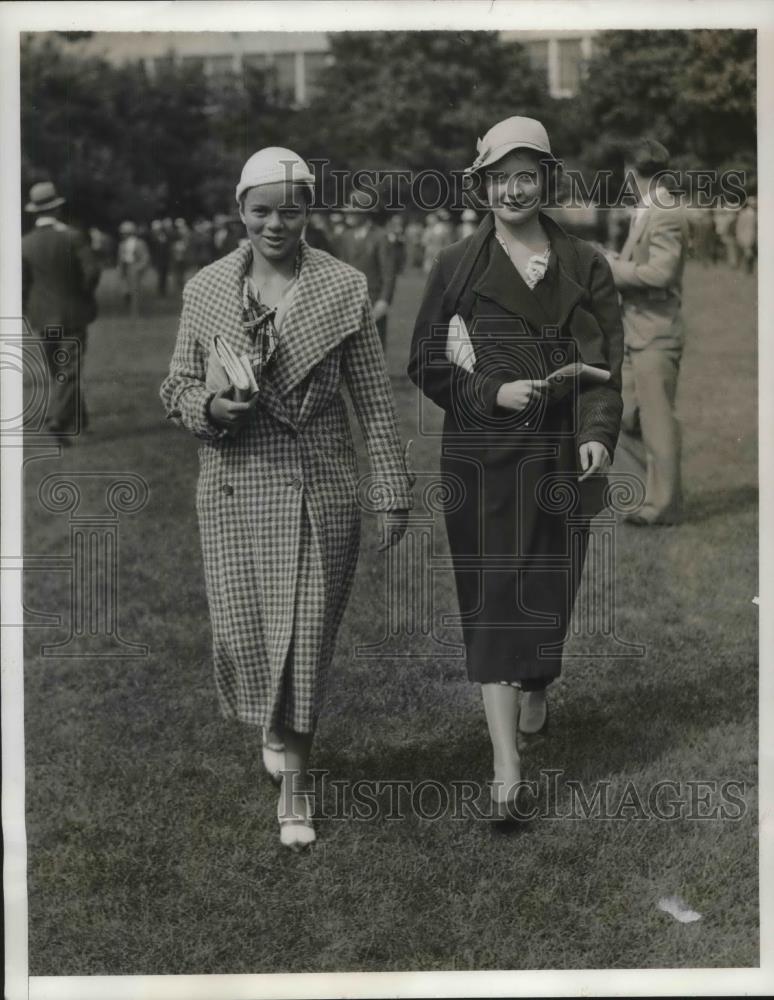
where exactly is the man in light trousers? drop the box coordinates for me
[607,139,690,526]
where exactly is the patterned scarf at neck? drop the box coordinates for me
[241,246,303,370]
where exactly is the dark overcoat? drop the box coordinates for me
[22,222,100,331]
[407,213,624,685]
[161,241,413,731]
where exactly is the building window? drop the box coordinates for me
[273,53,296,104]
[304,51,329,101]
[557,38,583,95]
[504,33,593,98]
[180,55,204,73]
[207,54,237,86]
[242,52,267,75]
[242,52,275,99]
[524,39,549,81]
[242,51,297,104]
[151,54,175,77]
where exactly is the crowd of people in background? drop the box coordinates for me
[691,198,758,272]
[26,161,756,463]
[84,192,758,319]
[89,213,245,310]
[607,199,758,273]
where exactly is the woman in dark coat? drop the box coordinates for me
[407,117,624,813]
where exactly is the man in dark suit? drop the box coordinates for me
[336,191,397,348]
[606,140,689,525]
[22,181,100,440]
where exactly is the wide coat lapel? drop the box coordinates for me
[536,214,587,330]
[269,242,365,399]
[472,238,549,335]
[444,211,612,372]
[442,214,495,318]
[470,213,586,336]
[204,242,251,353]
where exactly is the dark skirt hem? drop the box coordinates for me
[464,646,563,686]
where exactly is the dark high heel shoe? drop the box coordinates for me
[489,781,529,825]
[518,695,549,737]
[489,748,526,824]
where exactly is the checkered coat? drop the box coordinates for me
[160,241,413,732]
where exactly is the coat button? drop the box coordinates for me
[221,484,234,496]
[289,477,302,491]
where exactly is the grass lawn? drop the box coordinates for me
[22,257,757,974]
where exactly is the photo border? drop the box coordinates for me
[2,2,771,998]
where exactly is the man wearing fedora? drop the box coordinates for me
[606,139,690,526]
[336,189,397,348]
[22,180,100,440]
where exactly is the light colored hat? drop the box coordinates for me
[119,220,136,235]
[235,147,315,204]
[466,116,556,174]
[25,180,66,213]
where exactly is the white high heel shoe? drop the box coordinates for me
[277,787,316,851]
[261,728,285,786]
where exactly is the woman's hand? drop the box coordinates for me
[578,441,611,481]
[208,388,258,433]
[372,299,389,322]
[495,379,548,413]
[377,509,409,551]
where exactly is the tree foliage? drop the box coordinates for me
[305,31,549,173]
[569,29,756,174]
[20,34,300,227]
[19,28,757,228]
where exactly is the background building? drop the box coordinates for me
[502,30,595,98]
[49,29,595,103]
[52,31,331,106]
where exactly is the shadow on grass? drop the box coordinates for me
[319,653,756,792]
[682,483,757,524]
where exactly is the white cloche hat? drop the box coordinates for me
[235,147,315,205]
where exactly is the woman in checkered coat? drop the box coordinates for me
[160,149,413,849]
